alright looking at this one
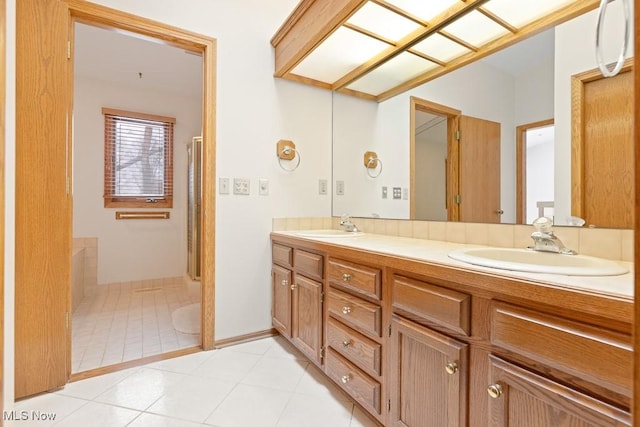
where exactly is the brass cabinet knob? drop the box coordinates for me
[445,362,458,375]
[341,374,351,384]
[487,384,503,399]
[341,306,352,315]
[342,273,351,282]
[281,279,288,286]
[496,209,504,215]
[290,284,297,290]
[342,340,352,348]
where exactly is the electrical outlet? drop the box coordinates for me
[336,180,345,196]
[258,178,269,196]
[233,178,250,195]
[219,177,230,195]
[319,179,328,195]
[393,187,402,200]
[402,187,408,200]
[382,186,388,199]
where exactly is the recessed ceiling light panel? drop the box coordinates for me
[291,26,389,83]
[484,0,576,27]
[347,1,422,42]
[443,10,510,47]
[412,33,472,62]
[385,0,461,23]
[346,51,439,96]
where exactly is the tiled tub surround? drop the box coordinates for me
[272,217,634,263]
[72,237,98,301]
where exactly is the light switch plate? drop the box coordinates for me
[336,180,345,196]
[259,178,269,196]
[233,178,250,195]
[219,177,230,195]
[382,186,388,199]
[393,187,402,200]
[319,179,328,195]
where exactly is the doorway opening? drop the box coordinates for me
[516,119,555,224]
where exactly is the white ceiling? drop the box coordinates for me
[74,23,203,99]
[481,28,555,76]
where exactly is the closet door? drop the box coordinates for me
[16,0,72,398]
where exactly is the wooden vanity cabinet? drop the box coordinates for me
[271,242,324,365]
[271,234,633,426]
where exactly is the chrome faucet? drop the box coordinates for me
[339,214,360,233]
[529,217,576,255]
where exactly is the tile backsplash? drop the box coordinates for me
[272,217,634,263]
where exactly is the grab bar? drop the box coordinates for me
[115,211,170,220]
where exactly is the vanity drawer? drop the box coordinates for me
[491,301,632,397]
[327,317,382,377]
[272,243,293,269]
[392,275,470,336]
[326,348,381,415]
[328,288,382,338]
[327,258,381,300]
[294,249,323,281]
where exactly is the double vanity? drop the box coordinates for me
[271,227,633,426]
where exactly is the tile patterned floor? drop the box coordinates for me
[12,336,379,427]
[72,277,201,373]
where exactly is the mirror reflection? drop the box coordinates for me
[332,4,633,229]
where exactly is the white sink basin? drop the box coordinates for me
[448,248,628,276]
[295,229,364,238]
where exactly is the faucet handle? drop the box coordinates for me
[532,216,553,233]
[340,214,351,223]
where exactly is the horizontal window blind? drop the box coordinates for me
[103,108,175,208]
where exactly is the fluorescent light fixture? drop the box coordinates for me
[385,0,461,23]
[346,51,439,95]
[484,0,576,27]
[412,33,472,62]
[347,1,421,42]
[291,26,389,83]
[443,10,510,47]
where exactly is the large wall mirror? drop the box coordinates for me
[332,3,633,229]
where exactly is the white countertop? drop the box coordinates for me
[273,231,634,299]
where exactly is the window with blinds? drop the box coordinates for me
[102,108,175,208]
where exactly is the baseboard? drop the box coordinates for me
[213,328,279,349]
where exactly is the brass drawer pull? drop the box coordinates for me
[487,384,503,399]
[341,374,351,384]
[281,279,288,286]
[342,273,352,282]
[342,339,352,348]
[445,362,458,375]
[341,306,352,315]
[290,284,297,290]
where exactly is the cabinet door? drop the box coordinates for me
[272,265,292,336]
[487,355,631,426]
[390,316,468,427]
[292,274,323,364]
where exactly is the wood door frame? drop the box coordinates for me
[67,0,216,350]
[515,119,554,224]
[571,57,633,222]
[0,0,5,411]
[410,96,461,220]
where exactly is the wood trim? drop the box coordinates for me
[214,328,279,348]
[634,2,640,422]
[515,119,554,224]
[101,107,176,124]
[0,0,5,411]
[69,346,202,382]
[271,0,367,77]
[409,96,461,220]
[570,58,633,221]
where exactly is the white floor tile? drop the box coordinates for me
[240,356,309,392]
[94,368,184,411]
[53,401,140,427]
[294,363,351,403]
[222,336,278,356]
[263,337,308,361]
[191,349,261,383]
[56,368,138,400]
[128,413,205,427]
[10,393,88,427]
[275,393,353,427]
[204,383,292,427]
[146,375,236,423]
[146,349,215,375]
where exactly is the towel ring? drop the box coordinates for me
[278,146,301,172]
[364,151,383,178]
[595,0,630,77]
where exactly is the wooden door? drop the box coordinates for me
[292,274,323,364]
[572,65,633,228]
[272,265,292,337]
[488,355,630,426]
[389,316,468,427]
[15,0,72,398]
[459,116,501,223]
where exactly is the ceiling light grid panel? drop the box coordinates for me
[482,0,578,28]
